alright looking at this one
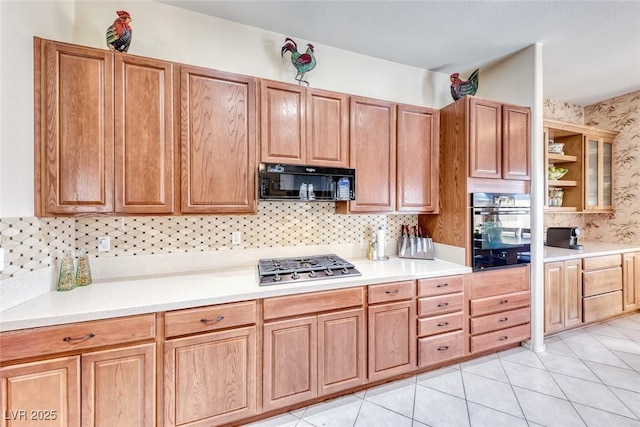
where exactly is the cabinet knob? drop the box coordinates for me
[498,317,509,323]
[499,336,509,341]
[498,300,509,305]
[437,322,450,327]
[437,302,449,308]
[436,346,449,352]
[385,289,400,296]
[436,283,449,288]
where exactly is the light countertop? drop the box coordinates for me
[543,240,640,262]
[0,257,471,332]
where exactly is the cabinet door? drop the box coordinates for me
[502,104,531,180]
[37,39,114,215]
[306,88,349,167]
[584,136,614,212]
[348,96,396,213]
[114,55,175,214]
[368,300,416,382]
[164,326,257,427]
[1,356,80,426]
[396,104,439,213]
[263,317,317,411]
[260,80,306,164]
[468,98,501,179]
[317,309,366,396]
[180,66,257,214]
[622,252,640,311]
[564,259,583,328]
[82,343,155,427]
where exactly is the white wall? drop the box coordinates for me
[0,1,75,217]
[0,0,455,218]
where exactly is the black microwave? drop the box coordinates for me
[259,163,356,201]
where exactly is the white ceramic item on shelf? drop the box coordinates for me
[548,142,565,154]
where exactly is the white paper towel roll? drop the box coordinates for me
[376,227,386,258]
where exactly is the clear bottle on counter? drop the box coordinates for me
[76,249,92,286]
[57,251,76,291]
[299,183,308,200]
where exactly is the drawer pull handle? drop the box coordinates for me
[436,283,449,288]
[437,346,449,352]
[63,333,95,343]
[437,322,450,327]
[498,300,509,305]
[437,302,449,308]
[498,317,509,322]
[201,315,225,324]
[385,289,400,296]
[499,336,509,341]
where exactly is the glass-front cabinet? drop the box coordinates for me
[584,135,614,212]
[543,119,617,213]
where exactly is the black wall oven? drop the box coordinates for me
[471,193,531,271]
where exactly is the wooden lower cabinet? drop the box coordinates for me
[82,343,156,427]
[368,300,416,381]
[262,308,366,411]
[582,255,623,323]
[623,252,640,311]
[1,356,80,426]
[468,266,531,354]
[544,259,583,334]
[164,326,257,427]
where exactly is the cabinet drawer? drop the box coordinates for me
[418,312,463,337]
[418,293,463,316]
[470,291,530,317]
[418,331,465,367]
[583,254,621,271]
[470,306,530,336]
[368,281,415,304]
[165,300,257,338]
[417,275,464,297]
[583,290,623,323]
[470,323,530,354]
[0,314,155,363]
[264,287,364,320]
[583,267,622,297]
[470,266,529,299]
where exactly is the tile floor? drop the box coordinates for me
[248,312,640,427]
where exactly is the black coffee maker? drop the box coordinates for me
[545,227,583,250]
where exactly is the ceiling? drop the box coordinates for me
[158,0,640,106]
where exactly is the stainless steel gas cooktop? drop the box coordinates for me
[258,254,361,285]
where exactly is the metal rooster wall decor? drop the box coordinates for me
[106,10,133,53]
[450,68,479,101]
[281,38,316,86]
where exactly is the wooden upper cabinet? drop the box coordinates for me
[469,98,502,179]
[502,103,531,180]
[468,97,530,181]
[306,88,349,167]
[260,80,306,164]
[35,38,178,216]
[36,38,114,215]
[114,55,175,214]
[260,80,348,167]
[344,96,397,213]
[397,104,439,213]
[180,66,257,214]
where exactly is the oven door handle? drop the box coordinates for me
[475,210,530,215]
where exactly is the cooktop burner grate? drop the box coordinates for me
[258,254,361,285]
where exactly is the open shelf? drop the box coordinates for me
[545,206,578,213]
[548,153,578,163]
[548,179,577,187]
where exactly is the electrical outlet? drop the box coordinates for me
[98,236,110,252]
[232,231,242,245]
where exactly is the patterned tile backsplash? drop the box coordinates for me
[1,202,417,280]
